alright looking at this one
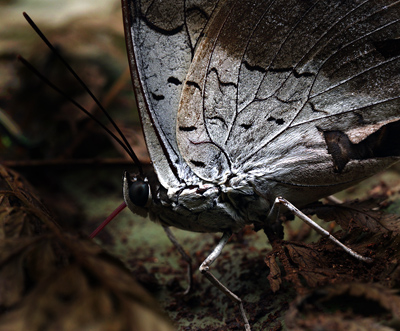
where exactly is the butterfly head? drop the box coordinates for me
[123,171,152,218]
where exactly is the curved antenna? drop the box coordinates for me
[22,12,144,177]
[18,55,138,166]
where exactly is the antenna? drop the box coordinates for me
[20,12,144,177]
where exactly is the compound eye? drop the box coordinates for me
[128,180,149,207]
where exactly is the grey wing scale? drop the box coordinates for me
[122,0,224,190]
[177,0,400,205]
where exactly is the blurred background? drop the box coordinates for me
[0,0,148,228]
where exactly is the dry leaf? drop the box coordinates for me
[265,194,400,292]
[310,198,393,232]
[0,165,174,331]
[265,252,281,293]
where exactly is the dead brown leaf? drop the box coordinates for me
[0,165,174,331]
[311,198,394,232]
[265,252,282,293]
[265,193,400,292]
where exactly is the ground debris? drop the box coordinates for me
[0,165,174,331]
[285,283,400,330]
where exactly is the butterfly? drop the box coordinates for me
[119,0,400,329]
[14,0,400,329]
[122,0,400,230]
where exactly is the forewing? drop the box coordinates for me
[177,0,400,193]
[122,0,224,188]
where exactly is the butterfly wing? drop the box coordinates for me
[122,0,226,190]
[177,0,400,206]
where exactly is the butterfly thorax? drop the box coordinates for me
[123,171,271,233]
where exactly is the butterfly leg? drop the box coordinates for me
[324,195,343,204]
[199,231,251,331]
[163,226,193,295]
[267,197,373,263]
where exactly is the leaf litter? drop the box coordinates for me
[0,165,174,331]
[264,179,400,330]
[1,163,400,330]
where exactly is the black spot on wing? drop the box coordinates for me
[243,60,266,73]
[240,123,252,130]
[209,68,238,88]
[151,93,165,101]
[269,67,314,78]
[168,77,182,85]
[186,81,201,90]
[179,126,197,132]
[373,39,400,59]
[368,121,400,157]
[190,160,206,168]
[267,117,285,125]
[322,120,400,173]
[323,131,353,172]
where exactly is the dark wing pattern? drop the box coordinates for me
[122,0,224,189]
[177,0,400,204]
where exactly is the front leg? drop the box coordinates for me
[199,231,251,331]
